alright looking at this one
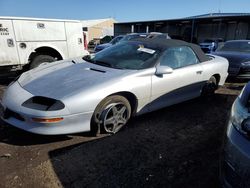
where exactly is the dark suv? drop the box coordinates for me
[199,38,223,53]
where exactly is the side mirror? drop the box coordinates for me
[155,65,173,76]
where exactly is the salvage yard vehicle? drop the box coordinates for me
[199,38,223,53]
[213,40,250,79]
[94,35,124,52]
[0,38,228,135]
[0,16,89,75]
[94,33,148,53]
[221,81,250,188]
[94,32,171,53]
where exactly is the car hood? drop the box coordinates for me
[212,51,250,66]
[18,60,130,100]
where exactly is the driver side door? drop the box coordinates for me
[149,46,204,112]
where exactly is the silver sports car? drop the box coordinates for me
[0,38,229,135]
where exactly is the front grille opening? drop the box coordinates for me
[22,96,65,111]
[4,108,25,121]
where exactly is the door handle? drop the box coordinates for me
[196,70,203,74]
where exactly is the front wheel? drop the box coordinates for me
[201,76,218,96]
[91,95,131,135]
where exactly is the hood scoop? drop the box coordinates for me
[87,67,106,73]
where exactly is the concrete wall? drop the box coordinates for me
[87,19,115,41]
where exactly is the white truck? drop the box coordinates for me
[0,17,88,75]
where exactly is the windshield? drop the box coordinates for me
[83,41,162,70]
[110,36,124,45]
[217,41,250,52]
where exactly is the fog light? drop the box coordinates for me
[32,117,64,123]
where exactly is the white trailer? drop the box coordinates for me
[0,17,88,73]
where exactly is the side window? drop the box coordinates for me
[160,46,199,69]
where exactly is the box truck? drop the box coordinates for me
[0,17,88,75]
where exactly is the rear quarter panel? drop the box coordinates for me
[65,22,88,57]
[201,55,229,85]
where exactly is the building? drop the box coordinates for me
[81,18,116,41]
[114,13,250,43]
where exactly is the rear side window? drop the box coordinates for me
[160,46,199,69]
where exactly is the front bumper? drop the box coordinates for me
[221,121,250,188]
[228,64,250,79]
[1,82,93,135]
[237,65,250,79]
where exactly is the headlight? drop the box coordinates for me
[241,61,250,66]
[230,99,249,135]
[22,96,65,111]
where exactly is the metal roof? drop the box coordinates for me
[116,13,250,25]
[185,13,250,19]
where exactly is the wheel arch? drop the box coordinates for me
[212,74,221,85]
[90,91,138,135]
[28,46,63,63]
[107,91,138,116]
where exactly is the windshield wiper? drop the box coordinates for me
[94,61,112,68]
[82,55,114,68]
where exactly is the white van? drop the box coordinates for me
[0,17,88,73]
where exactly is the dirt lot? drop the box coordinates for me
[0,81,246,188]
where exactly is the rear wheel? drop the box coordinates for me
[201,76,217,96]
[30,54,55,69]
[91,95,131,135]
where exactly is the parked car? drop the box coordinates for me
[100,35,114,44]
[213,40,250,79]
[146,32,171,40]
[94,35,124,52]
[0,38,228,135]
[88,35,114,52]
[199,38,223,53]
[94,32,171,53]
[87,39,100,51]
[221,81,250,188]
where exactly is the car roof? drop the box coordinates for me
[131,38,210,62]
[226,40,250,43]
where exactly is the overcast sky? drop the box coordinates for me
[0,0,250,22]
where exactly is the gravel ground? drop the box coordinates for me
[0,81,245,188]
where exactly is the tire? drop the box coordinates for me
[30,54,55,69]
[201,76,217,96]
[91,95,131,135]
